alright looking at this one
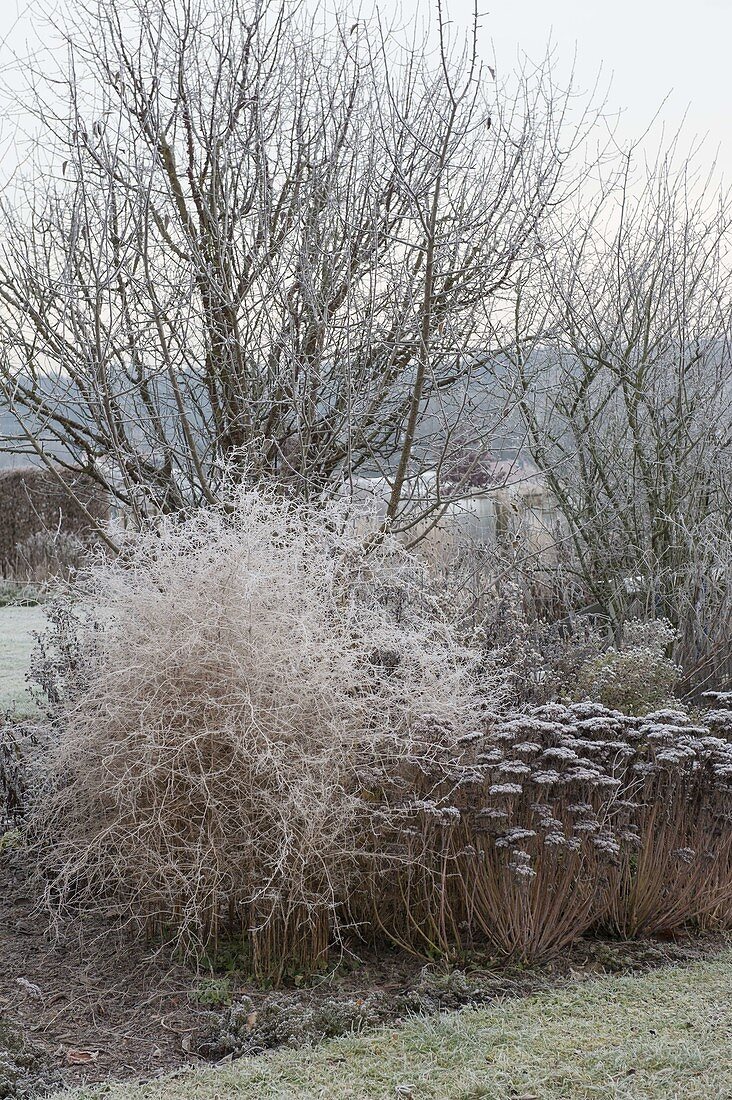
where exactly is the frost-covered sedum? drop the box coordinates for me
[30,488,486,975]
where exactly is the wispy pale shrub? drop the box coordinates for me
[28,488,485,977]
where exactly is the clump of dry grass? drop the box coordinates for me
[29,489,486,978]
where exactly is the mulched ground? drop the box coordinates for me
[0,852,728,1096]
[0,858,207,1092]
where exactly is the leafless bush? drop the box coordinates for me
[28,600,91,715]
[674,515,732,697]
[28,487,486,977]
[427,535,690,712]
[418,536,606,705]
[511,144,732,691]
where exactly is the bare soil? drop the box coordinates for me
[0,858,207,1093]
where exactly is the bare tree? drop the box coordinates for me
[511,143,732,687]
[0,0,595,533]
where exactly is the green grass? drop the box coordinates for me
[52,949,732,1099]
[0,604,47,714]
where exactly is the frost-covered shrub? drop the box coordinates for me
[0,1021,62,1099]
[0,580,44,608]
[356,700,623,960]
[476,702,732,946]
[201,966,498,1059]
[28,600,92,714]
[362,698,732,960]
[602,707,732,936]
[203,990,393,1057]
[437,564,603,705]
[573,618,679,714]
[0,467,105,581]
[28,488,486,976]
[13,529,87,583]
[424,540,607,705]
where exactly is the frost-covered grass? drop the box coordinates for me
[53,949,732,1099]
[0,605,46,714]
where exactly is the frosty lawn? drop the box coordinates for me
[0,604,46,714]
[53,949,732,1100]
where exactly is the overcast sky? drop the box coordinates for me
[0,0,730,181]
[475,0,732,178]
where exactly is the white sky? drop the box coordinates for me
[0,0,730,180]
[457,0,732,180]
